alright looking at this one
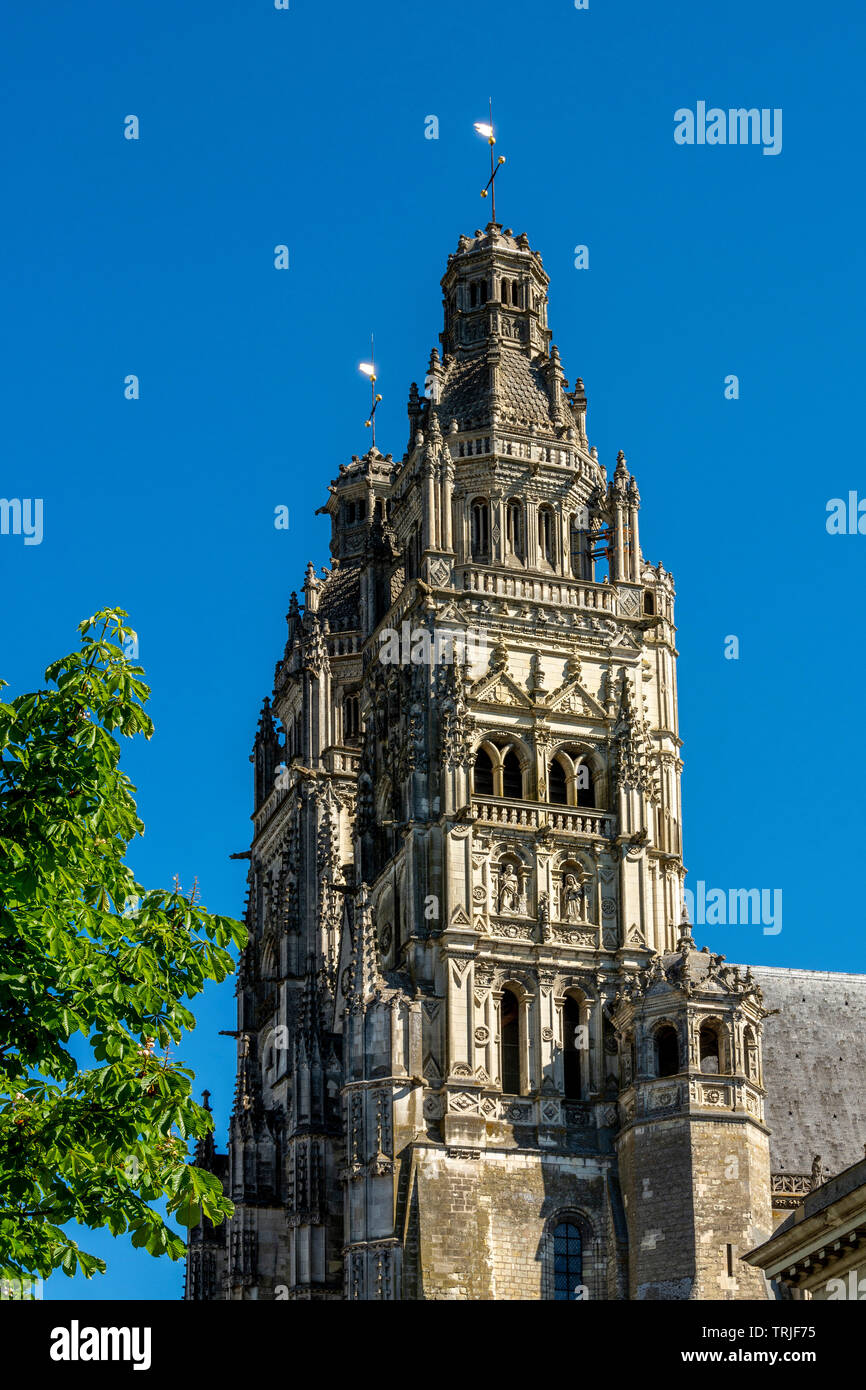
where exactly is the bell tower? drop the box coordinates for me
[189,219,772,1302]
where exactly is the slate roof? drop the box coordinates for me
[438,350,554,430]
[745,966,866,1176]
[319,564,361,624]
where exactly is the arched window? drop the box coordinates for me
[501,278,510,305]
[539,505,556,566]
[346,501,356,524]
[343,694,360,740]
[699,1022,721,1074]
[655,1025,679,1078]
[469,281,478,308]
[473,746,494,796]
[576,759,596,808]
[744,1025,759,1083]
[506,499,525,560]
[357,500,366,521]
[512,280,521,308]
[643,590,656,616]
[624,1034,636,1087]
[549,757,568,805]
[479,278,488,305]
[501,989,521,1095]
[470,498,490,561]
[552,1221,583,1301]
[502,749,523,799]
[563,995,583,1100]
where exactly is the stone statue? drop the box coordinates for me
[562,873,584,922]
[809,1155,827,1190]
[498,863,519,914]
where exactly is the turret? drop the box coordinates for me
[611,924,773,1299]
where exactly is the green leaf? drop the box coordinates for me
[0,609,246,1285]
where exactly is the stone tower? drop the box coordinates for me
[611,920,771,1299]
[186,221,774,1301]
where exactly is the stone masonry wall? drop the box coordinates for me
[618,1116,771,1300]
[406,1145,613,1301]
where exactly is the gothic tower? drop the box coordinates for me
[187,221,774,1300]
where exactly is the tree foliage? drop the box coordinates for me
[0,609,246,1281]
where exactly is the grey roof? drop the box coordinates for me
[438,351,554,430]
[319,564,360,623]
[745,966,866,1177]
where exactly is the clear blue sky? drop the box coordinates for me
[2,0,863,1299]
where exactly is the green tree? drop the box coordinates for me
[0,609,246,1282]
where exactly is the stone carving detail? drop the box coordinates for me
[439,659,475,770]
[613,668,657,798]
[560,871,588,922]
[498,862,520,913]
[488,919,535,941]
[552,926,596,947]
[449,1091,478,1113]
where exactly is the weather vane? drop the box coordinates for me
[475,99,506,223]
[359,335,382,448]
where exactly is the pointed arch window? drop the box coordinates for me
[699,1022,722,1074]
[473,746,494,796]
[576,759,596,808]
[343,694,360,741]
[655,1025,679,1078]
[506,499,525,560]
[470,498,490,561]
[552,1222,583,1301]
[502,749,523,799]
[570,509,590,579]
[549,756,568,805]
[539,505,556,566]
[563,995,583,1100]
[744,1025,760,1083]
[500,988,521,1095]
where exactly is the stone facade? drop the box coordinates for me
[185,220,865,1301]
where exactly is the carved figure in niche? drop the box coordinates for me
[498,863,519,914]
[561,871,586,923]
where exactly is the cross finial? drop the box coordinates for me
[359,334,382,448]
[474,99,506,224]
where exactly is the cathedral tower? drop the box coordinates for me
[187,221,774,1300]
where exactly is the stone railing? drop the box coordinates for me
[461,567,616,613]
[473,797,614,839]
[323,747,361,776]
[771,1173,814,1209]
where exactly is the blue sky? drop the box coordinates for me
[2,0,863,1299]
